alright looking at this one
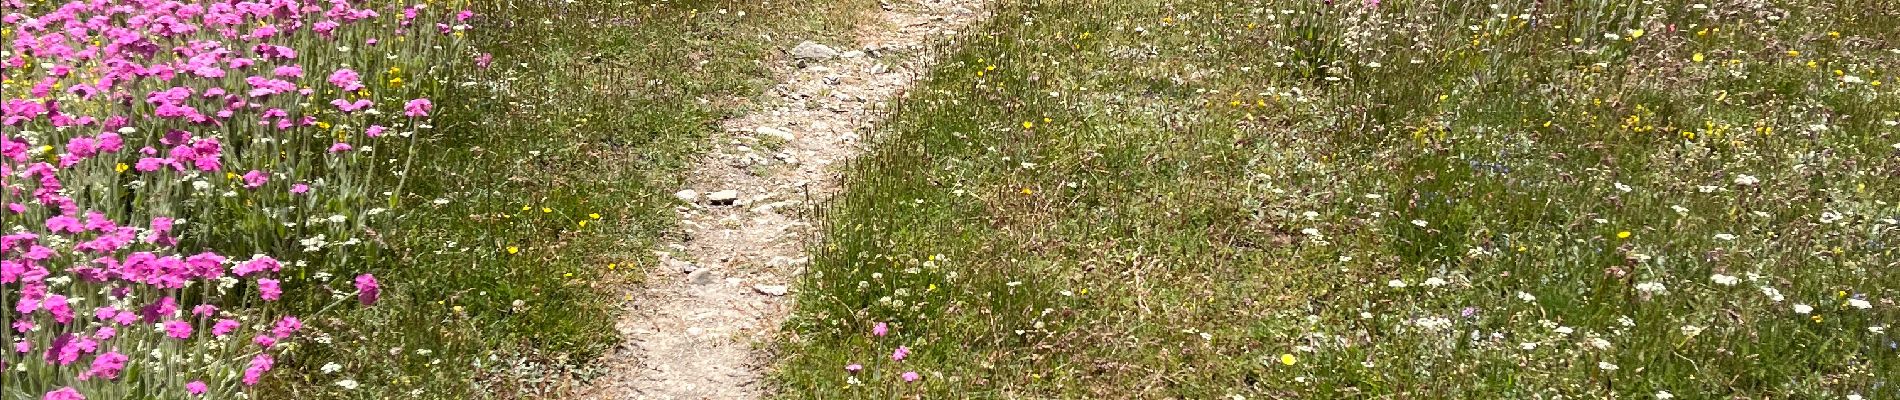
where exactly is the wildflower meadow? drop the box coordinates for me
[6,0,1896,399]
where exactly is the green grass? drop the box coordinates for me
[268,0,872,398]
[777,0,1898,398]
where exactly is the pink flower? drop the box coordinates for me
[235,257,281,277]
[403,98,432,117]
[271,316,303,339]
[212,319,241,336]
[844,363,863,373]
[257,278,282,301]
[42,387,84,400]
[330,98,373,112]
[241,354,273,385]
[892,346,909,361]
[365,125,387,137]
[872,322,889,337]
[328,142,353,153]
[290,184,310,194]
[355,274,381,305]
[901,371,920,382]
[241,170,268,188]
[185,381,208,396]
[85,351,128,380]
[163,320,193,339]
[327,69,364,91]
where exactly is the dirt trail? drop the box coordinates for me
[578,1,985,398]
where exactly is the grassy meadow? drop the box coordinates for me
[294,0,872,397]
[776,0,1898,398]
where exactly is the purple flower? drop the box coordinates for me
[291,184,311,194]
[872,322,889,337]
[901,371,920,382]
[892,346,909,362]
[328,142,353,153]
[844,363,862,373]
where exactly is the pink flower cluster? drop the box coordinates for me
[844,322,922,384]
[2,0,467,397]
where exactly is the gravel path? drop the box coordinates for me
[577,1,986,398]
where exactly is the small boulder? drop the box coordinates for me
[756,126,797,142]
[674,189,700,203]
[707,190,741,206]
[790,41,839,61]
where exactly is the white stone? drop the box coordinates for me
[674,189,700,202]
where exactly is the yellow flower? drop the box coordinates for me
[1021,188,1034,195]
[577,220,588,228]
[506,246,519,254]
[1787,50,1800,57]
[1691,53,1704,63]
[1627,29,1644,39]
[589,213,602,219]
[540,207,551,213]
[1023,121,1034,129]
[115,163,129,173]
[1279,354,1298,366]
[1616,231,1632,239]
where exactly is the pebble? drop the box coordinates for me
[674,189,700,202]
[753,284,790,296]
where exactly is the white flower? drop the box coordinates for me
[1870,326,1886,334]
[1517,291,1537,302]
[1422,277,1448,287]
[1387,279,1408,288]
[1520,342,1538,350]
[320,363,342,374]
[1713,233,1737,241]
[1411,219,1428,228]
[336,379,359,390]
[1697,185,1719,193]
[1671,205,1689,215]
[1614,182,1632,192]
[1843,75,1865,84]
[1759,286,1785,302]
[1656,391,1674,399]
[1598,361,1619,371]
[1794,304,1814,314]
[1635,282,1668,294]
[1587,337,1612,350]
[1733,174,1759,186]
[1710,274,1739,286]
[1820,211,1844,224]
[1846,394,1862,400]
[1555,326,1574,335]
[1847,299,1872,309]
[1680,325,1705,336]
